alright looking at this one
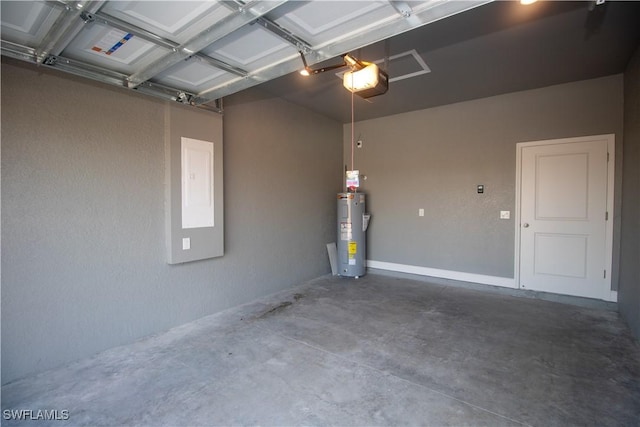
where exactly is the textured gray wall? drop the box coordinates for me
[619,46,640,339]
[1,60,342,384]
[344,75,624,282]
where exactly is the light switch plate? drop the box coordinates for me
[418,208,424,217]
[182,237,191,250]
[500,211,510,219]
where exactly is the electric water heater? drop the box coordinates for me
[337,192,370,278]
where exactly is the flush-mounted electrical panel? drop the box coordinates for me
[181,137,215,229]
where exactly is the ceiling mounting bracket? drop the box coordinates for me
[299,51,355,76]
[390,1,413,18]
[176,92,191,104]
[79,11,95,24]
[43,55,58,66]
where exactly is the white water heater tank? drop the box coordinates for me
[337,192,370,278]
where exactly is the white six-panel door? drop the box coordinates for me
[516,135,614,301]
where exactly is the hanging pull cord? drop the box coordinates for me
[351,72,355,172]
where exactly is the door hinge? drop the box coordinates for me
[605,211,609,221]
[604,270,607,279]
[607,152,610,162]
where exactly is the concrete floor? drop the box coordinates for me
[3,273,640,426]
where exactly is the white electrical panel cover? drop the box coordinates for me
[181,137,214,229]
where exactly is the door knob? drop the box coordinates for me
[523,223,530,228]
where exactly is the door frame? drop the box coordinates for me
[514,134,616,302]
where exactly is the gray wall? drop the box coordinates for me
[344,75,624,282]
[1,60,343,384]
[619,45,640,338]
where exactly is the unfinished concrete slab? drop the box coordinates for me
[3,274,640,426]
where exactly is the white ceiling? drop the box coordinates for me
[0,0,491,110]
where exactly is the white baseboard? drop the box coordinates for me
[367,260,516,289]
